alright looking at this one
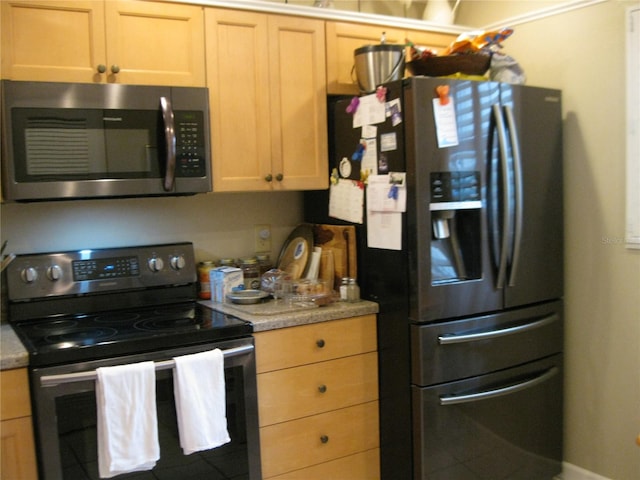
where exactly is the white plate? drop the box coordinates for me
[226,290,269,304]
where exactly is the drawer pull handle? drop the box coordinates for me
[316,339,325,348]
[320,435,329,444]
[318,384,327,393]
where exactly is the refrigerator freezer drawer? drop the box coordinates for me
[411,300,563,386]
[412,354,563,480]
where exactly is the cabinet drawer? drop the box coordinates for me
[260,401,379,478]
[258,352,378,426]
[268,448,380,479]
[1,369,31,420]
[255,315,376,373]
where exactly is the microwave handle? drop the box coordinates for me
[160,97,176,191]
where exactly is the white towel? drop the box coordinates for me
[96,361,160,478]
[173,349,230,455]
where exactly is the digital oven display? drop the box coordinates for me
[72,256,140,281]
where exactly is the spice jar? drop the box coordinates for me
[346,278,360,302]
[339,277,350,301]
[256,254,273,276]
[240,257,260,290]
[197,261,215,299]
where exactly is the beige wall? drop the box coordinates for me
[498,1,640,478]
[0,191,304,267]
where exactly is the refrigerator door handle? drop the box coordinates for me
[492,104,511,289]
[439,366,559,406]
[438,313,559,345]
[504,105,524,287]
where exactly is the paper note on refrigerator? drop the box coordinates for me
[366,210,402,250]
[353,94,386,128]
[432,98,459,148]
[329,179,364,224]
[365,174,404,250]
[366,174,406,213]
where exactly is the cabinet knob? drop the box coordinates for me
[318,384,327,394]
[97,64,107,74]
[316,339,325,348]
[265,174,273,182]
[275,173,283,182]
[111,64,120,74]
[320,435,329,444]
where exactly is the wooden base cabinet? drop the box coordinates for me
[1,0,205,85]
[0,368,38,480]
[255,315,380,479]
[205,9,328,192]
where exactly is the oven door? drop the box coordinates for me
[29,337,261,480]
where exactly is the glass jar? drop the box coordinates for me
[339,277,351,301]
[346,278,360,303]
[256,254,273,276]
[240,257,260,290]
[219,257,237,267]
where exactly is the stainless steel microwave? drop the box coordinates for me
[1,80,212,202]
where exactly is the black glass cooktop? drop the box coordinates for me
[11,303,252,367]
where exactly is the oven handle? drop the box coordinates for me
[39,344,254,387]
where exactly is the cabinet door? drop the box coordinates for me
[404,28,456,77]
[404,28,456,56]
[268,15,328,191]
[1,417,38,480]
[0,369,37,480]
[105,0,205,86]
[268,448,380,480]
[325,22,404,95]
[1,0,107,82]
[258,352,378,426]
[260,401,379,478]
[205,8,272,192]
[255,315,378,373]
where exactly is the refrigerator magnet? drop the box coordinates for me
[339,157,352,178]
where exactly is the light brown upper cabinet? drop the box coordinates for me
[404,27,457,60]
[326,22,405,95]
[325,21,456,95]
[206,9,328,192]
[1,0,205,86]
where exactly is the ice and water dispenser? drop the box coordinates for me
[430,171,482,284]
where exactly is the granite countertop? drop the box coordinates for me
[1,323,29,370]
[1,299,378,370]
[200,298,379,332]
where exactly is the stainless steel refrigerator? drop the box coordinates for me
[305,76,564,479]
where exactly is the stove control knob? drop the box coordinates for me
[148,257,164,272]
[170,255,186,271]
[46,265,62,281]
[21,267,38,283]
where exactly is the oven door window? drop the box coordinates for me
[11,108,163,182]
[53,366,250,480]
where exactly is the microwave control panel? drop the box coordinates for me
[175,111,206,177]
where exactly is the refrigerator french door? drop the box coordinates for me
[306,77,564,479]
[404,78,563,323]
